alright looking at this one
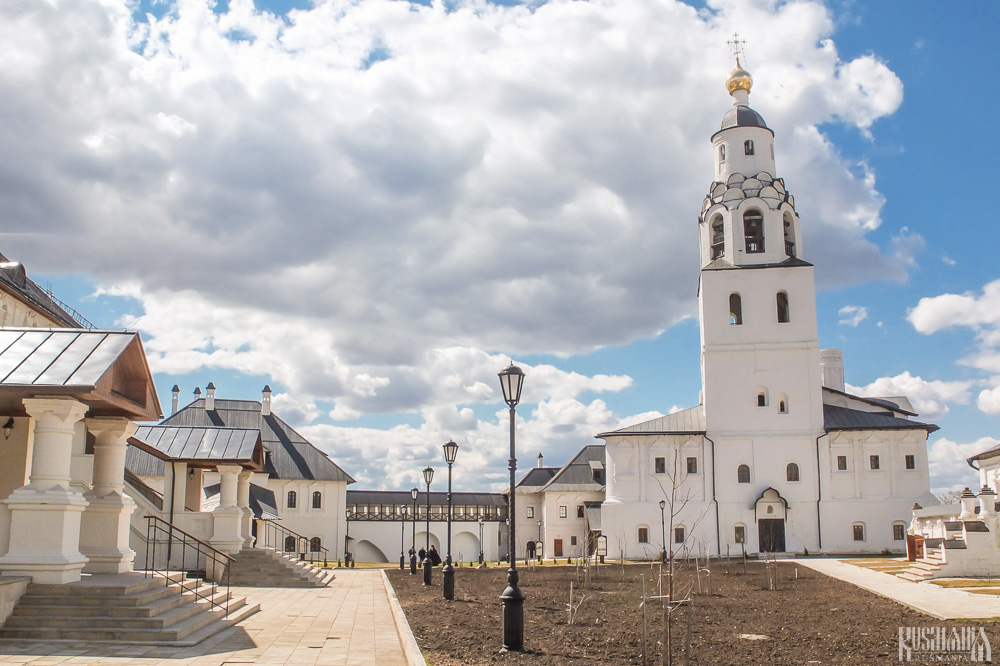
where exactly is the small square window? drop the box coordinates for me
[905,454,915,470]
[571,536,577,546]
[654,457,666,474]
[674,526,685,544]
[893,524,906,541]
[734,525,745,544]
[638,527,649,543]
[853,524,865,541]
[559,506,567,518]
[526,506,534,519]
[870,455,880,470]
[837,455,847,471]
[686,457,698,474]
[577,505,584,518]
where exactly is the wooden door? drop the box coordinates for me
[554,539,563,557]
[757,519,785,552]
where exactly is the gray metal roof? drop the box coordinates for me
[0,253,83,328]
[162,398,355,484]
[598,405,706,438]
[125,445,165,477]
[130,425,263,468]
[205,482,279,520]
[347,490,506,506]
[718,105,771,132]
[541,445,606,492]
[823,405,938,433]
[585,503,602,531]
[515,467,558,490]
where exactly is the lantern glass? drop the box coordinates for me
[443,440,459,465]
[497,363,525,407]
[411,487,419,501]
[659,500,666,510]
[423,466,435,485]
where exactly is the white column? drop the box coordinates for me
[959,488,977,520]
[238,470,254,547]
[0,398,89,583]
[80,417,138,574]
[210,464,244,554]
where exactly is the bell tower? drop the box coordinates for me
[697,61,824,436]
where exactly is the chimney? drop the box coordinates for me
[171,385,180,415]
[819,349,845,392]
[205,382,216,411]
[537,453,544,468]
[193,386,202,405]
[262,385,272,417]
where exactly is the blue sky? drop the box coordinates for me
[5,0,998,494]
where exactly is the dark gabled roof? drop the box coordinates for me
[126,444,165,477]
[0,252,85,328]
[130,424,263,470]
[541,445,606,492]
[598,405,705,438]
[967,444,1000,465]
[347,490,506,506]
[0,328,162,420]
[514,467,558,490]
[205,482,279,520]
[162,398,355,484]
[823,404,938,434]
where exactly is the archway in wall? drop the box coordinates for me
[413,532,441,554]
[453,531,479,564]
[354,540,389,563]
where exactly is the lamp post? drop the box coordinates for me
[659,499,667,563]
[344,508,351,567]
[498,362,525,652]
[410,487,419,574]
[422,466,434,586]
[537,520,542,562]
[478,517,484,565]
[442,440,459,600]
[399,503,407,570]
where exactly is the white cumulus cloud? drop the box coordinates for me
[846,372,972,420]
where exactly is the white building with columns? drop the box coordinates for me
[597,63,938,559]
[0,328,162,583]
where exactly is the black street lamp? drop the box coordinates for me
[409,487,419,574]
[442,440,459,600]
[422,466,434,586]
[659,499,667,563]
[478,517,484,565]
[399,502,407,570]
[344,508,351,567]
[498,362,525,652]
[537,520,542,561]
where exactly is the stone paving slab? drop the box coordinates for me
[794,558,1000,620]
[0,570,414,666]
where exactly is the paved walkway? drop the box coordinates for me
[0,570,421,666]
[795,558,1000,620]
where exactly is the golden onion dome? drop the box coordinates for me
[726,59,753,94]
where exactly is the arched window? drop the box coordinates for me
[637,526,649,543]
[287,491,297,508]
[744,139,754,155]
[312,491,322,509]
[778,394,789,414]
[719,144,726,163]
[734,524,746,543]
[853,523,865,542]
[284,536,296,552]
[756,389,768,407]
[310,537,322,552]
[776,291,790,323]
[743,210,764,253]
[786,463,800,482]
[783,214,795,257]
[737,464,750,483]
[729,293,743,325]
[711,217,725,259]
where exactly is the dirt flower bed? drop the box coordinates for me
[388,560,996,665]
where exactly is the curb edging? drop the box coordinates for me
[380,569,428,666]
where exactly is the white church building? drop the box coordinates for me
[597,62,939,558]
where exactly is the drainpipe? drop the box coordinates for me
[705,435,720,556]
[815,432,827,551]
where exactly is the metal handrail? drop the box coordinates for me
[124,470,164,510]
[258,520,330,567]
[143,515,234,616]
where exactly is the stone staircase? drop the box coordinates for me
[897,546,946,582]
[225,548,335,587]
[0,572,259,645]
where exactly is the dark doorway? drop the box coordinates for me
[758,519,786,553]
[553,539,563,557]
